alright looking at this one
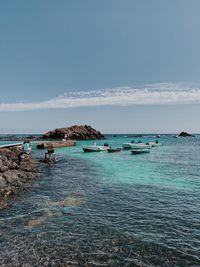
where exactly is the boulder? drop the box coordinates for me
[0,176,7,189]
[3,170,19,184]
[43,125,105,140]
[0,165,9,172]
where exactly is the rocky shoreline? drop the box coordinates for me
[0,146,39,209]
[0,125,105,209]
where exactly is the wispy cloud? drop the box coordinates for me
[1,82,200,111]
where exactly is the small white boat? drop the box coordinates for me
[82,145,108,152]
[148,142,160,147]
[130,143,152,149]
[123,142,152,149]
[122,143,133,149]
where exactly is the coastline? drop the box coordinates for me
[0,125,105,210]
[0,146,39,209]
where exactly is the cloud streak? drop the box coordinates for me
[1,83,200,111]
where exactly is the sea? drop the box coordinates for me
[0,134,199,266]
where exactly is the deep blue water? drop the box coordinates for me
[0,135,200,266]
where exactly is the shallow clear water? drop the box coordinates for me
[0,135,200,266]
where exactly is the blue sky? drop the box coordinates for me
[0,0,200,133]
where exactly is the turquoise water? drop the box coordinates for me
[60,135,200,190]
[0,135,200,266]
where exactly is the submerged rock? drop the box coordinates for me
[25,217,46,228]
[43,125,105,140]
[62,196,86,207]
[47,195,86,208]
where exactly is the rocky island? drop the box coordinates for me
[43,125,105,140]
[0,146,38,209]
[178,131,194,137]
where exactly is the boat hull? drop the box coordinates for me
[82,145,108,152]
[122,143,133,149]
[83,148,101,152]
[107,148,121,153]
[130,144,152,149]
[123,143,152,149]
[131,149,150,154]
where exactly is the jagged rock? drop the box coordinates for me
[43,125,105,140]
[8,161,19,170]
[4,186,12,197]
[0,165,9,172]
[179,132,194,137]
[0,198,9,208]
[3,170,19,184]
[0,176,7,188]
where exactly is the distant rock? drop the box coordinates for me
[130,134,143,138]
[178,132,194,137]
[43,125,105,140]
[0,135,41,141]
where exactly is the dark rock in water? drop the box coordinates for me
[43,125,105,140]
[179,132,194,137]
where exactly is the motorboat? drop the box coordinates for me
[123,141,153,149]
[107,148,122,153]
[82,145,108,152]
[130,143,152,149]
[122,143,133,149]
[131,149,150,154]
[148,142,160,147]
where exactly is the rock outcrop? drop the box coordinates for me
[179,132,194,137]
[43,125,105,140]
[0,146,38,209]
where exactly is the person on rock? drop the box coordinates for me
[26,141,32,156]
[19,141,31,161]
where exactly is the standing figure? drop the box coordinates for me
[45,146,56,163]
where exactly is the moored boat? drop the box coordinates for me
[82,145,108,152]
[131,149,150,154]
[130,143,152,149]
[122,143,133,149]
[123,142,152,149]
[148,142,160,147]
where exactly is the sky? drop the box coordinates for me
[0,0,200,134]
